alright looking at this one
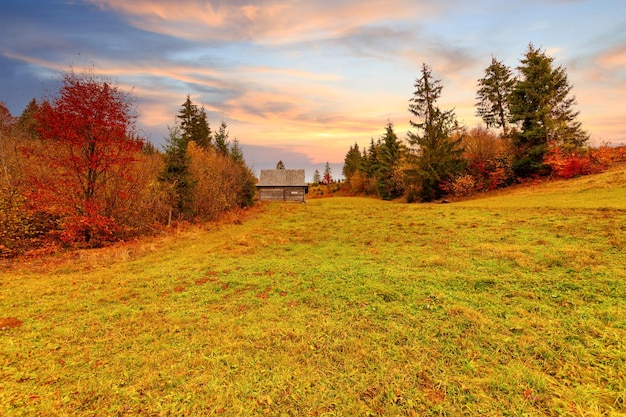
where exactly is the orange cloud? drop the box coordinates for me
[84,0,444,43]
[596,46,626,70]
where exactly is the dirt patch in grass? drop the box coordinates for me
[0,317,23,329]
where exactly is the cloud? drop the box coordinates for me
[84,0,448,44]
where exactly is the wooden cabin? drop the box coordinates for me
[256,169,308,202]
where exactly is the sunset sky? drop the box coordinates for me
[1,0,624,179]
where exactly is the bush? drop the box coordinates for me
[544,147,604,179]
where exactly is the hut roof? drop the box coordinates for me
[257,169,306,187]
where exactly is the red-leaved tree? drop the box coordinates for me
[29,69,144,243]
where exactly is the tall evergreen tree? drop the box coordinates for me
[509,44,589,177]
[323,162,332,184]
[361,138,380,178]
[17,98,44,140]
[375,122,405,200]
[408,64,465,201]
[159,126,195,221]
[229,137,244,164]
[312,169,321,185]
[476,57,515,136]
[342,142,362,181]
[214,121,230,155]
[177,95,212,149]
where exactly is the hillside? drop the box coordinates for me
[1,167,625,416]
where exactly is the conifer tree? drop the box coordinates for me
[312,169,321,185]
[229,138,244,164]
[214,121,230,155]
[509,44,589,177]
[408,63,464,201]
[375,122,405,200]
[159,126,195,221]
[342,143,362,181]
[17,98,42,140]
[177,95,212,149]
[276,160,285,170]
[476,57,515,136]
[323,162,332,184]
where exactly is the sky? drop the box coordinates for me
[1,0,625,180]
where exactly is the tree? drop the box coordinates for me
[375,122,405,200]
[17,98,43,140]
[214,121,230,155]
[509,44,589,177]
[342,142,362,181]
[177,95,212,149]
[229,137,244,164]
[32,68,144,243]
[0,102,13,136]
[312,169,321,185]
[476,57,516,136]
[407,63,465,201]
[276,160,285,170]
[322,162,332,184]
[159,125,195,222]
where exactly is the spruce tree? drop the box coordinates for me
[177,95,212,149]
[17,98,42,140]
[408,64,465,201]
[323,162,332,184]
[229,137,244,164]
[476,57,515,136]
[214,121,230,155]
[509,44,589,177]
[375,122,405,200]
[159,126,195,221]
[312,169,321,185]
[342,143,362,181]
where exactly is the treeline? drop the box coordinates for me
[0,69,256,257]
[342,44,626,201]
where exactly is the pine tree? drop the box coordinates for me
[214,121,230,155]
[312,169,321,185]
[361,138,380,178]
[375,122,405,200]
[276,160,285,170]
[159,126,195,221]
[323,162,332,184]
[177,95,212,149]
[408,64,465,201]
[17,98,43,140]
[342,143,362,181]
[509,44,589,177]
[229,138,244,164]
[476,57,515,136]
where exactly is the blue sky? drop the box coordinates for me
[1,0,624,179]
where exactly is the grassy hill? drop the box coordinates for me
[1,167,625,416]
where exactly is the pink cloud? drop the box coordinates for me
[84,0,445,43]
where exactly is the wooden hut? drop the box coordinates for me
[256,169,308,202]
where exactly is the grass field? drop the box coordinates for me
[1,167,625,416]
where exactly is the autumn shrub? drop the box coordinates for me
[188,142,256,221]
[544,147,605,179]
[590,144,626,168]
[443,127,514,197]
[0,120,62,256]
[445,174,477,197]
[110,151,170,233]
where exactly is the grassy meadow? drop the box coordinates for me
[1,167,625,416]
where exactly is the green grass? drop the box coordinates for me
[1,168,625,416]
